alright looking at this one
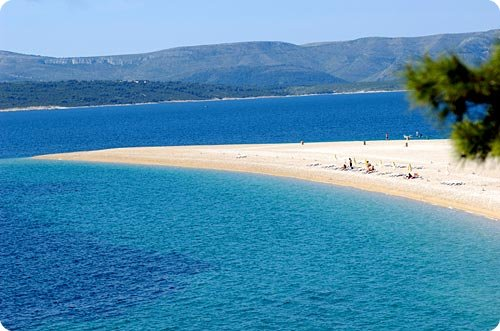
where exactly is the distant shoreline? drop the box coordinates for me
[0,89,407,113]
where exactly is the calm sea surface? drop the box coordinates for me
[1,93,499,330]
[0,92,445,159]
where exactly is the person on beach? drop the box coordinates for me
[385,132,389,140]
[366,161,375,173]
[349,158,353,169]
[342,163,347,170]
[404,135,411,147]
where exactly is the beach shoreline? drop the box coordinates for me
[34,140,500,221]
[0,90,406,113]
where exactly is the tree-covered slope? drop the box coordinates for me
[0,80,282,109]
[0,30,498,85]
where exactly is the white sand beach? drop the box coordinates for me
[35,139,500,220]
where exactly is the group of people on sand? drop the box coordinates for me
[341,158,375,173]
[337,156,423,180]
[341,158,354,170]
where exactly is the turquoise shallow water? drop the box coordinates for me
[1,159,499,330]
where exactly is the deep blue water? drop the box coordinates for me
[1,94,498,330]
[0,93,445,159]
[0,160,499,330]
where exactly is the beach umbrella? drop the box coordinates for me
[408,163,412,173]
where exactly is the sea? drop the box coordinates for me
[1,92,499,330]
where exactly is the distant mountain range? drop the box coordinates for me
[1,29,498,87]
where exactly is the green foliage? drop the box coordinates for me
[0,80,404,110]
[0,80,282,109]
[405,45,500,160]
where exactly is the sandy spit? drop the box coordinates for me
[34,139,500,220]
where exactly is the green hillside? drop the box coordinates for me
[1,30,498,86]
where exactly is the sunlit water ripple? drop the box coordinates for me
[1,160,499,330]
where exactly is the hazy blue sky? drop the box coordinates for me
[0,0,499,57]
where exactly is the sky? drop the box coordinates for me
[0,0,499,57]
